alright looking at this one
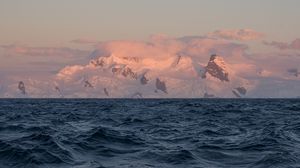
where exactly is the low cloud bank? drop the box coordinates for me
[0,45,89,57]
[264,39,300,50]
[207,29,264,41]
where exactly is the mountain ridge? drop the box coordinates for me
[0,52,299,98]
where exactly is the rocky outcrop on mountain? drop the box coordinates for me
[132,92,143,98]
[122,56,140,63]
[89,55,115,68]
[203,54,229,82]
[232,87,247,98]
[171,55,182,67]
[84,80,93,88]
[111,66,122,74]
[236,87,247,95]
[112,66,138,79]
[122,67,138,79]
[54,86,63,97]
[232,91,241,98]
[104,88,109,97]
[54,86,60,93]
[18,81,26,95]
[204,92,215,98]
[140,74,149,85]
[156,78,167,94]
[90,59,105,67]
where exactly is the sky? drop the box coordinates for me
[1,0,300,44]
[0,0,300,72]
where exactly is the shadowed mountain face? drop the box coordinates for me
[84,80,93,88]
[232,87,247,98]
[104,88,109,97]
[236,87,247,95]
[203,54,229,82]
[18,81,26,95]
[112,66,138,79]
[90,59,105,67]
[140,74,149,85]
[156,78,168,94]
[205,55,229,82]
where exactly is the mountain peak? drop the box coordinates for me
[203,54,230,82]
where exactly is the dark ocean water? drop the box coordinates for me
[0,99,300,168]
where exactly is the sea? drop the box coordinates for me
[0,99,300,168]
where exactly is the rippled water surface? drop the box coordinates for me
[0,99,300,168]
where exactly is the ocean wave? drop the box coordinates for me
[0,99,300,167]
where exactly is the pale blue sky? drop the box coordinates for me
[0,0,300,46]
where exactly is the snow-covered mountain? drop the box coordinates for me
[50,52,252,98]
[0,36,299,98]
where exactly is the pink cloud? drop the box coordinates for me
[264,39,300,50]
[179,36,248,61]
[93,37,184,59]
[248,51,300,78]
[0,45,89,57]
[208,29,264,41]
[89,35,249,66]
